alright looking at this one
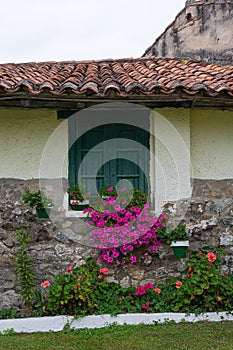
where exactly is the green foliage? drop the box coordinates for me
[98,185,118,198]
[61,321,72,334]
[97,185,148,210]
[1,328,17,336]
[1,323,233,349]
[156,224,189,245]
[166,247,233,313]
[127,189,148,210]
[126,248,233,315]
[36,247,233,317]
[35,258,144,317]
[22,189,53,210]
[0,308,21,319]
[36,258,106,316]
[15,230,36,308]
[67,184,90,201]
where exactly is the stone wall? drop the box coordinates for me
[0,178,232,309]
[143,1,233,66]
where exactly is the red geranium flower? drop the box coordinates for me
[188,266,194,278]
[175,281,182,289]
[66,265,72,272]
[41,280,50,288]
[206,252,216,263]
[155,287,161,294]
[100,268,109,275]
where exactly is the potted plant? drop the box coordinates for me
[157,224,189,258]
[22,189,54,219]
[67,184,90,211]
[98,185,118,199]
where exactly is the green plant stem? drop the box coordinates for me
[15,230,36,308]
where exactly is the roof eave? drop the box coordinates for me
[0,91,232,111]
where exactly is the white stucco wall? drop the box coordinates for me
[191,109,233,179]
[0,109,68,179]
[150,108,192,204]
[1,107,232,186]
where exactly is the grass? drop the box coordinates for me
[0,321,233,350]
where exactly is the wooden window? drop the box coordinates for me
[68,107,150,196]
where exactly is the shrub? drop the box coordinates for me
[167,247,233,313]
[36,258,133,317]
[35,247,233,317]
[0,308,21,319]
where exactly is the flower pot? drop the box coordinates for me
[170,241,189,258]
[36,207,51,219]
[70,199,89,211]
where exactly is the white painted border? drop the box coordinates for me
[62,192,88,218]
[170,241,189,247]
[0,312,232,333]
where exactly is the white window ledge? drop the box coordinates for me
[62,193,88,218]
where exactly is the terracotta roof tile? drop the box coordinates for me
[0,57,232,98]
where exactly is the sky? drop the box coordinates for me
[0,0,186,64]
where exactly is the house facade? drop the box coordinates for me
[0,2,233,309]
[0,56,232,308]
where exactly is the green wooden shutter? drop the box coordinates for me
[69,122,150,195]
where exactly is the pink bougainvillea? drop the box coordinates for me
[107,187,114,192]
[84,194,166,266]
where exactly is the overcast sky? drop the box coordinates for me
[0,0,186,64]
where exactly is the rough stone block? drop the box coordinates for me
[220,233,233,246]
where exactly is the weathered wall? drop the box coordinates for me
[0,109,68,179]
[191,109,233,179]
[0,177,232,308]
[143,1,233,65]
